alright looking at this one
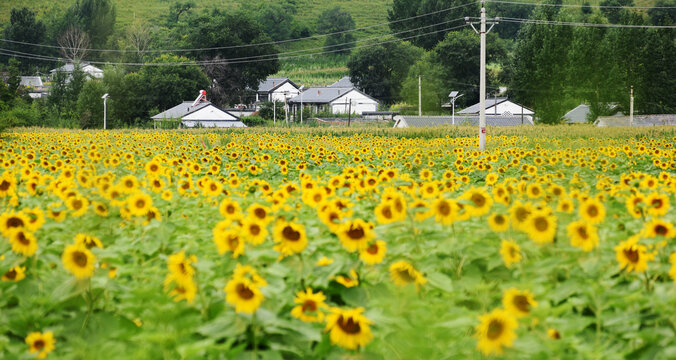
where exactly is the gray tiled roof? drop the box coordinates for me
[329,76,353,88]
[288,87,353,104]
[151,101,213,119]
[394,115,534,128]
[457,98,509,114]
[594,115,676,127]
[564,104,590,124]
[257,77,296,93]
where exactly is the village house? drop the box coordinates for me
[288,76,378,115]
[151,91,246,128]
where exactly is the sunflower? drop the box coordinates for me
[642,219,676,239]
[525,210,557,244]
[232,263,268,287]
[432,198,459,225]
[0,210,30,237]
[579,198,605,225]
[318,204,344,231]
[547,328,561,340]
[248,203,272,224]
[526,183,543,199]
[488,213,509,232]
[291,287,328,323]
[9,230,38,256]
[360,240,387,265]
[126,192,152,217]
[485,172,499,186]
[2,265,26,282]
[389,260,426,289]
[225,277,264,314]
[74,233,103,249]
[374,201,398,225]
[461,187,494,217]
[166,278,197,304]
[213,228,245,258]
[615,236,654,273]
[166,251,197,286]
[325,307,374,350]
[25,331,56,359]
[219,198,242,220]
[119,174,139,193]
[273,220,308,257]
[502,288,538,318]
[669,253,676,283]
[66,195,89,217]
[336,269,359,288]
[509,201,532,231]
[645,192,670,217]
[566,220,599,252]
[625,192,645,219]
[410,199,433,221]
[62,243,96,279]
[240,217,268,245]
[474,308,518,356]
[499,239,521,268]
[0,171,17,197]
[23,207,45,232]
[556,197,574,214]
[336,219,375,252]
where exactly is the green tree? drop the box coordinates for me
[1,8,48,71]
[347,41,423,104]
[388,0,475,50]
[76,80,106,128]
[401,53,446,112]
[187,10,279,106]
[166,1,196,26]
[56,0,116,50]
[317,7,356,55]
[600,0,633,24]
[257,3,296,41]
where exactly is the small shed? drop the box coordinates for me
[151,101,246,128]
[458,98,534,117]
[594,115,676,127]
[393,115,534,128]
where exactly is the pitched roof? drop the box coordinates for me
[151,101,211,119]
[329,76,353,88]
[594,114,676,127]
[564,104,590,124]
[257,77,297,93]
[288,87,353,104]
[393,115,534,128]
[457,98,510,114]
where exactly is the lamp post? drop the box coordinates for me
[299,85,305,124]
[101,93,109,129]
[448,91,463,125]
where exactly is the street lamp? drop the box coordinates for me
[101,93,109,129]
[299,85,305,124]
[449,91,463,125]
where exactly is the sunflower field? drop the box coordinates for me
[1,126,675,359]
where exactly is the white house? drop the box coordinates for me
[458,98,534,117]
[50,62,104,81]
[288,77,378,115]
[151,93,246,128]
[256,77,300,103]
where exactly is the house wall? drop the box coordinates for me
[485,101,534,116]
[269,82,300,102]
[182,106,239,121]
[330,90,378,115]
[182,121,246,128]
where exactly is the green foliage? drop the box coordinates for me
[241,115,271,127]
[76,80,106,129]
[64,0,117,49]
[1,8,48,71]
[258,101,287,122]
[317,7,356,55]
[257,3,298,41]
[348,41,423,104]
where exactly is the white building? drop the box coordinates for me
[50,62,104,82]
[458,98,534,117]
[288,77,379,115]
[256,77,300,103]
[151,100,246,128]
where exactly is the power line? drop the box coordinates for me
[498,17,676,28]
[0,1,479,54]
[0,24,470,67]
[487,0,676,9]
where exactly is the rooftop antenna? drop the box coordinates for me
[191,90,207,107]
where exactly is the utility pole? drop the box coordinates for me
[418,75,422,116]
[299,86,305,124]
[348,100,352,127]
[629,86,634,127]
[273,101,276,126]
[467,1,498,151]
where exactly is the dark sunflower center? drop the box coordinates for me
[228,236,240,249]
[236,283,254,299]
[655,225,667,236]
[282,226,301,241]
[210,184,217,191]
[17,232,30,245]
[125,180,134,188]
[652,199,663,209]
[313,194,322,202]
[508,245,517,257]
[531,187,540,196]
[250,224,261,236]
[73,251,88,267]
[7,217,24,228]
[135,199,146,209]
[534,217,548,232]
[72,200,83,210]
[397,269,415,283]
[623,248,639,263]
[514,295,531,313]
[587,205,598,217]
[367,244,379,254]
[394,199,404,212]
[487,319,504,340]
[0,180,10,191]
[438,201,451,216]
[226,205,235,214]
[347,226,365,240]
[516,208,529,222]
[381,206,392,219]
[471,193,486,207]
[494,215,505,225]
[5,269,17,279]
[254,208,266,219]
[302,300,317,312]
[34,340,45,350]
[337,315,361,334]
[150,164,158,172]
[576,226,589,239]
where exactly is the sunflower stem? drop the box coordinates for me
[252,313,258,360]
[80,278,94,333]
